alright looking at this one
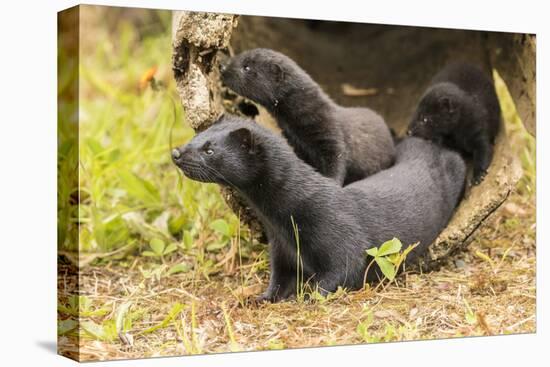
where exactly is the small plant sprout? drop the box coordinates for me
[58,295,110,317]
[206,218,237,252]
[364,238,418,284]
[142,238,179,262]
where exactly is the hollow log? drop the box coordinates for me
[172,12,533,267]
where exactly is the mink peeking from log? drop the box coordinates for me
[221,48,396,186]
[408,63,501,184]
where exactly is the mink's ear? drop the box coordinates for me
[229,127,257,153]
[439,97,455,113]
[270,63,285,82]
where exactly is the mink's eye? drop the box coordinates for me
[243,65,250,72]
[202,143,214,155]
[423,116,429,124]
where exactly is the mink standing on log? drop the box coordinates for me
[172,114,466,302]
[407,63,501,184]
[221,48,395,186]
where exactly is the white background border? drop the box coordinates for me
[0,1,545,366]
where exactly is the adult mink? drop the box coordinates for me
[172,114,466,302]
[407,63,501,184]
[221,48,395,186]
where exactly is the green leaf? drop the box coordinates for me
[94,215,130,251]
[150,238,165,256]
[388,253,401,265]
[375,256,397,281]
[115,302,132,333]
[102,319,119,342]
[167,263,191,275]
[139,303,184,335]
[183,230,193,250]
[80,308,110,317]
[164,242,178,255]
[209,219,231,237]
[78,295,92,313]
[142,251,158,257]
[58,319,78,335]
[464,299,477,325]
[366,247,378,257]
[81,320,106,340]
[377,238,402,257]
[206,242,227,252]
[68,295,78,311]
[85,138,104,156]
[168,214,187,235]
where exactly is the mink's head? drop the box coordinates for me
[221,48,304,109]
[172,115,265,188]
[407,83,463,139]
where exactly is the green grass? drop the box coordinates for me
[59,10,256,275]
[494,70,536,197]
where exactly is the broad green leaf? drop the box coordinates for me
[377,238,402,257]
[375,256,396,281]
[209,219,231,237]
[366,247,378,257]
[206,242,227,252]
[164,242,178,255]
[58,319,78,335]
[81,320,106,340]
[388,253,401,265]
[142,251,157,257]
[150,238,165,256]
[167,263,191,275]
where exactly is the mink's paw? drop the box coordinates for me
[471,169,488,185]
[254,290,280,304]
[254,293,272,304]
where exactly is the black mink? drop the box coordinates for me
[172,114,466,302]
[221,48,396,186]
[408,63,501,184]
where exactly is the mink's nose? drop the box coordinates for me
[171,148,182,161]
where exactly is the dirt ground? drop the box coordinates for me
[58,187,535,361]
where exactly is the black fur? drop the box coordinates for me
[172,115,466,302]
[221,48,396,186]
[407,63,501,184]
